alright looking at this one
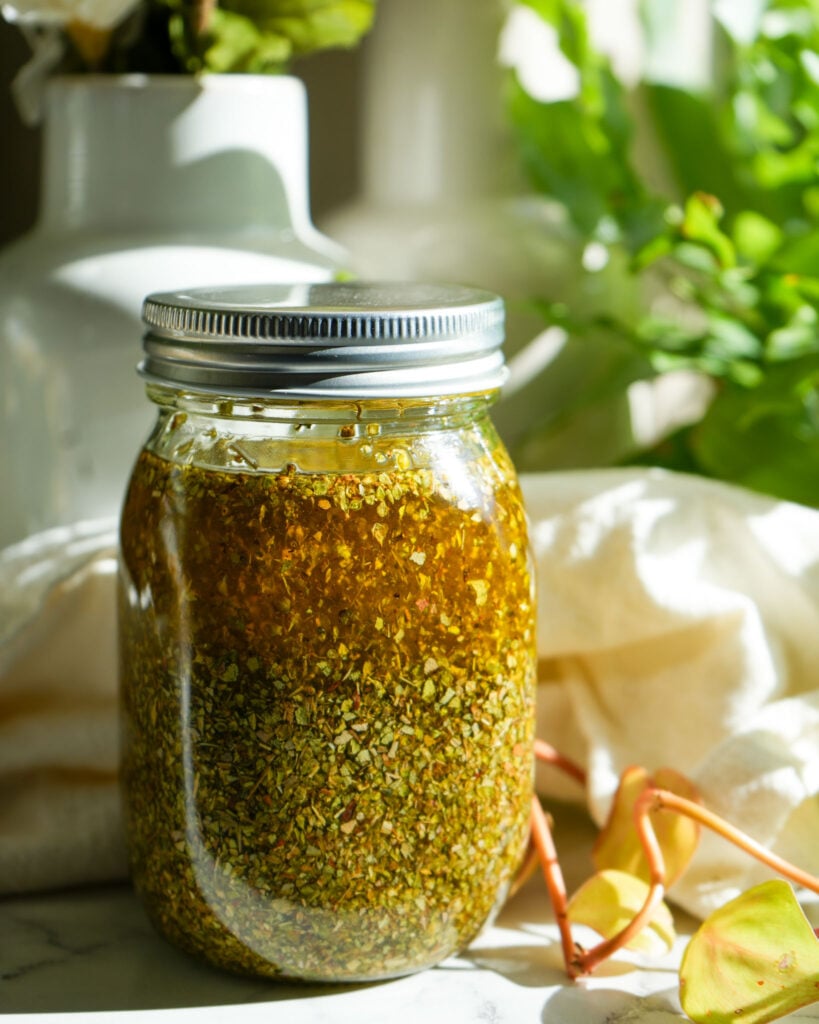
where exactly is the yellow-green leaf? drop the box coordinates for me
[682,192,737,268]
[567,869,676,955]
[593,765,701,887]
[222,0,376,56]
[680,880,819,1024]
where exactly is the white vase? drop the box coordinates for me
[0,73,343,552]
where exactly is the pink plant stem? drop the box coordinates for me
[573,791,669,975]
[534,739,588,788]
[574,875,668,975]
[511,743,586,901]
[530,795,579,978]
[532,770,819,981]
[575,782,819,976]
[645,788,819,896]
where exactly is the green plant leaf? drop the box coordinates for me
[201,9,291,72]
[498,319,652,471]
[643,85,753,218]
[164,0,375,69]
[705,311,764,361]
[567,869,676,955]
[767,305,819,362]
[679,880,819,1024]
[220,0,376,55]
[753,139,819,190]
[507,82,632,237]
[680,194,736,269]
[593,766,701,887]
[733,211,784,265]
[775,232,819,276]
[505,0,645,239]
[502,0,819,507]
[691,355,819,507]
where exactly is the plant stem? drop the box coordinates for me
[534,739,588,788]
[510,746,586,901]
[641,788,819,896]
[189,0,216,38]
[530,796,579,978]
[524,765,818,978]
[532,772,819,981]
[574,875,668,975]
[573,793,669,975]
[574,782,819,976]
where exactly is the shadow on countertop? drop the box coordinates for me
[0,883,377,1013]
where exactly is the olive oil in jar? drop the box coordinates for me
[119,283,536,981]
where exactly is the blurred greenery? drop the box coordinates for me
[66,0,376,73]
[504,0,819,507]
[167,0,376,73]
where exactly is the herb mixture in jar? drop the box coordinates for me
[120,437,535,980]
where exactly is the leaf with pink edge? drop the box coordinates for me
[567,869,676,955]
[680,879,819,1024]
[593,765,701,886]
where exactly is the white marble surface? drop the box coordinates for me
[2,806,811,1024]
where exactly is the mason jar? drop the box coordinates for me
[118,282,536,981]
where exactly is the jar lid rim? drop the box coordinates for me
[140,282,507,399]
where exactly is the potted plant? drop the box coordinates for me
[0,0,376,549]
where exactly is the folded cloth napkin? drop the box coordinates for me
[0,519,126,894]
[524,468,819,918]
[1,470,818,920]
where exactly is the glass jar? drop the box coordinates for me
[119,282,536,982]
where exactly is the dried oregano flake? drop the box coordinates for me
[119,445,535,981]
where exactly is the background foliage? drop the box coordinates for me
[504,0,819,508]
[56,0,375,73]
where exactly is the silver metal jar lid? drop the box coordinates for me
[140,282,506,399]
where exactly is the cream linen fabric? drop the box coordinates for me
[0,520,125,893]
[523,468,819,918]
[2,470,819,917]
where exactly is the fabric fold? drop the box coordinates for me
[525,468,819,917]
